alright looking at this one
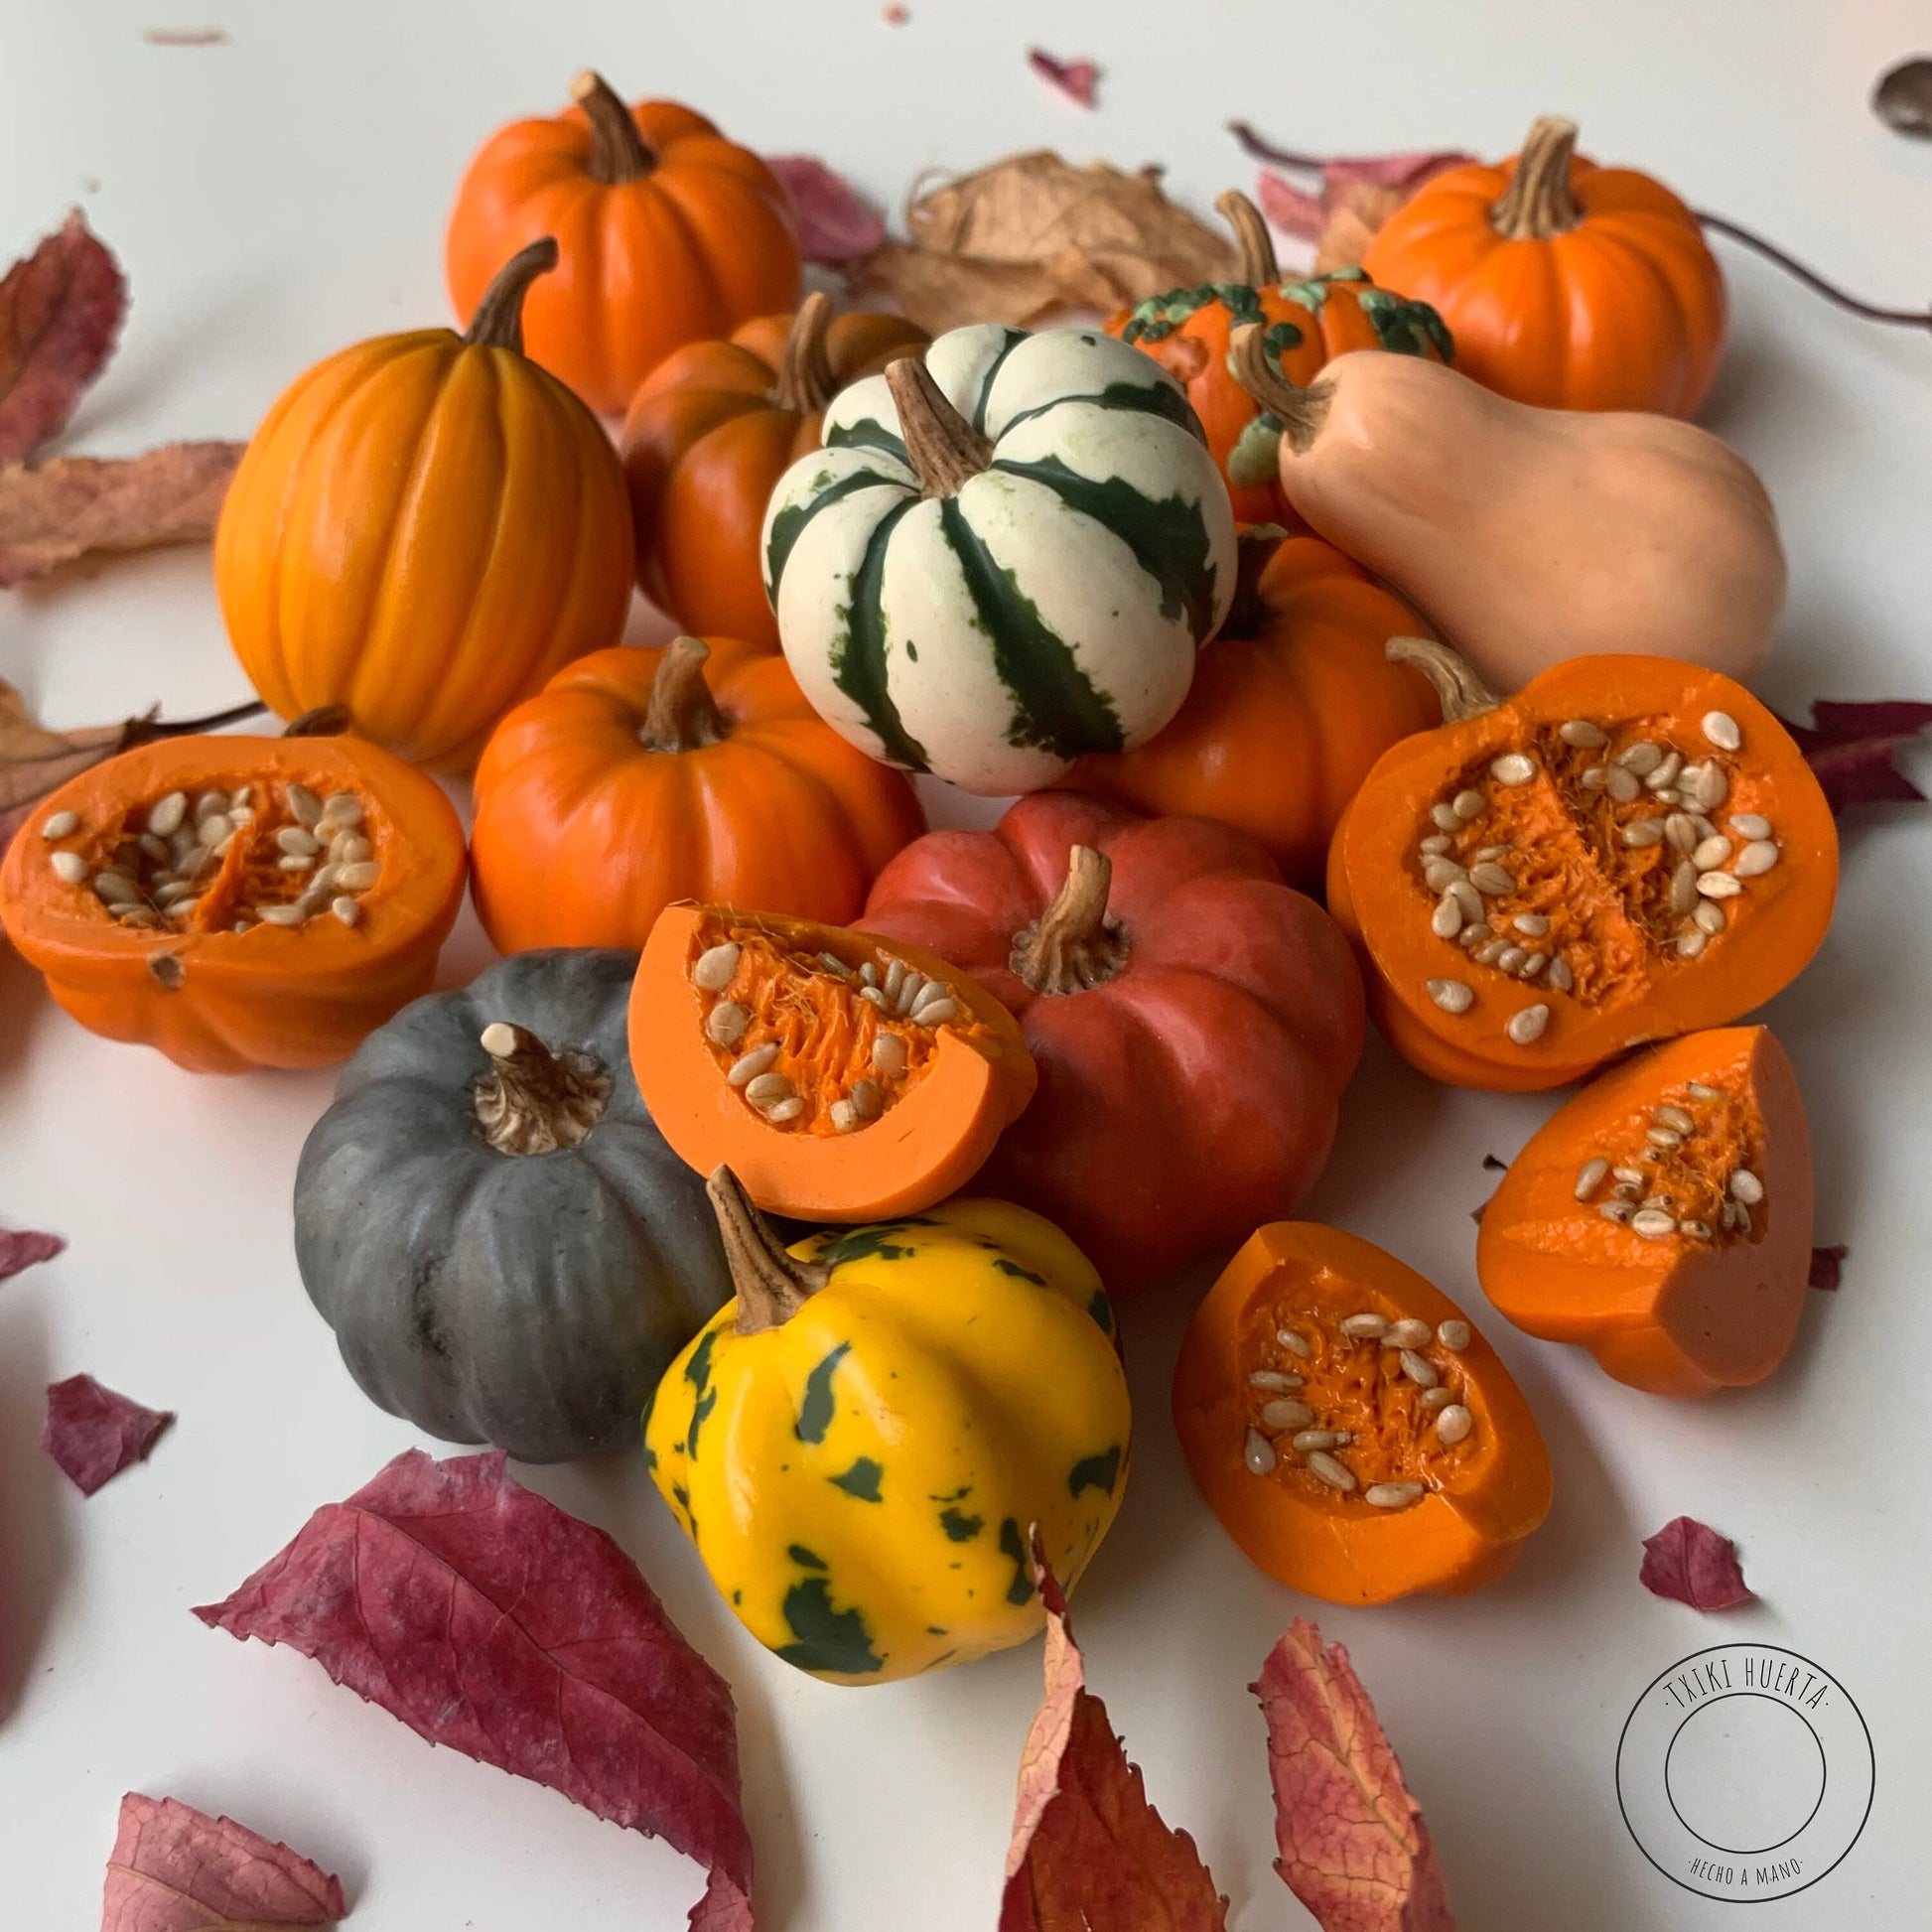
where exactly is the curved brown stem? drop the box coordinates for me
[772,291,839,413]
[1491,116,1582,239]
[1386,637,1500,724]
[709,1167,831,1335]
[570,69,655,183]
[885,357,991,496]
[121,697,267,749]
[1215,188,1279,285]
[283,704,352,739]
[638,636,728,753]
[475,1022,613,1156]
[1226,324,1331,455]
[1011,846,1130,995]
[1226,120,1332,172]
[465,237,559,352]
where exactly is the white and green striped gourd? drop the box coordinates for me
[760,323,1238,796]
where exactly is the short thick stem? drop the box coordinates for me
[709,1167,831,1335]
[464,237,560,353]
[1226,324,1331,455]
[570,69,656,183]
[475,1022,613,1156]
[772,291,838,413]
[1386,637,1501,724]
[639,637,728,753]
[1011,845,1130,995]
[1491,116,1582,239]
[1215,188,1280,286]
[885,357,992,497]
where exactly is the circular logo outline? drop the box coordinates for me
[1663,1692,1827,1858]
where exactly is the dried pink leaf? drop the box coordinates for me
[1809,1243,1848,1291]
[0,210,127,466]
[43,1374,174,1496]
[1028,50,1101,110]
[1640,1516,1753,1611]
[1256,169,1326,243]
[1,1225,65,1280]
[765,156,887,265]
[1774,699,1932,814]
[102,1792,345,1929]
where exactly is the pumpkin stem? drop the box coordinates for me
[284,704,352,739]
[709,1166,831,1335]
[1216,188,1280,286]
[638,636,729,753]
[1226,324,1331,456]
[475,1022,613,1156]
[771,292,839,414]
[570,69,657,184]
[885,357,992,497]
[1385,636,1501,724]
[1491,116,1583,240]
[464,237,560,353]
[1011,845,1131,996]
[1222,524,1288,636]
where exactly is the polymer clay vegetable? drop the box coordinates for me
[862,792,1363,1289]
[1362,116,1725,416]
[1173,1221,1551,1602]
[446,71,799,414]
[645,1168,1130,1683]
[0,733,465,1071]
[621,293,926,649]
[1479,1026,1812,1397]
[1059,530,1438,890]
[470,636,924,953]
[215,240,633,769]
[762,323,1238,795]
[1111,189,1450,524]
[1325,640,1838,1091]
[629,902,1035,1220]
[1226,326,1784,693]
[296,949,731,1461]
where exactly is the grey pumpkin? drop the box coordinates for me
[295,947,730,1461]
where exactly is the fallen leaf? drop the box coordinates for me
[1254,1619,1454,1932]
[1029,51,1101,110]
[43,1374,174,1496]
[1255,169,1326,243]
[1774,698,1932,814]
[1001,1530,1226,1931]
[765,156,887,264]
[0,210,127,466]
[1312,182,1410,273]
[1234,131,1472,273]
[101,1792,345,1929]
[194,1449,754,1932]
[0,440,243,587]
[1639,1516,1753,1611]
[882,2,909,21]
[1,1225,65,1280]
[1809,1243,1848,1291]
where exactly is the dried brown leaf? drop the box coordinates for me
[0,210,127,465]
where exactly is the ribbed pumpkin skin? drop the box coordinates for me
[213,330,635,771]
[295,949,731,1462]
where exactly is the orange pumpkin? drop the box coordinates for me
[446,71,800,415]
[0,734,466,1073]
[1173,1221,1552,1603]
[214,240,634,772]
[1109,189,1451,525]
[470,635,925,953]
[620,294,928,649]
[1059,531,1439,890]
[1325,640,1838,1091]
[629,903,1035,1222]
[1362,115,1725,416]
[1478,1027,1813,1398]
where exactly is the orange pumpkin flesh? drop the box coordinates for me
[630,903,1035,1220]
[1326,645,1838,1091]
[0,736,466,1073]
[1478,1028,1812,1397]
[1173,1221,1551,1604]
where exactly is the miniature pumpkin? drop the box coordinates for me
[0,732,465,1072]
[1325,640,1838,1092]
[761,323,1238,795]
[628,903,1035,1221]
[861,792,1364,1290]
[1173,1220,1551,1603]
[1058,530,1438,890]
[645,1168,1130,1683]
[1110,189,1451,524]
[1478,1027,1813,1397]
[471,636,925,954]
[215,240,634,770]
[1225,326,1784,693]
[1362,116,1725,416]
[296,949,731,1461]
[446,72,800,415]
[621,293,927,649]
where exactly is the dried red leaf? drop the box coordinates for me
[194,1449,753,1932]
[1255,169,1326,243]
[1774,698,1932,814]
[1028,50,1101,110]
[1001,1532,1226,1931]
[1809,1243,1849,1291]
[1639,1516,1753,1611]
[102,1792,345,1929]
[1,1225,65,1280]
[882,3,910,21]
[1254,1619,1454,1932]
[43,1374,174,1496]
[0,210,126,466]
[765,156,887,265]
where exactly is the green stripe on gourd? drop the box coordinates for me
[831,498,930,771]
[971,327,1030,434]
[997,375,1203,441]
[763,462,904,595]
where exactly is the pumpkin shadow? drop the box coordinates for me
[0,1292,68,1725]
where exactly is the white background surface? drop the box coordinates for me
[3,2,1931,1926]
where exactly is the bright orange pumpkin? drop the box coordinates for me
[214,240,634,772]
[446,72,800,415]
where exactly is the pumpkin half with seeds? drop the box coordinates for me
[1479,1027,1813,1397]
[629,903,1035,1221]
[1325,641,1838,1091]
[645,1169,1129,1684]
[296,948,732,1461]
[0,734,465,1072]
[1173,1221,1551,1603]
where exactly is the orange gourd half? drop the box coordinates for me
[629,903,1035,1220]
[0,735,466,1073]
[1326,641,1837,1091]
[1478,1027,1813,1397]
[1173,1221,1551,1604]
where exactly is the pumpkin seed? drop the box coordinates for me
[320,792,362,828]
[1490,752,1536,785]
[287,783,324,826]
[1261,1397,1313,1431]
[118,906,162,927]
[138,832,170,864]
[1469,862,1515,894]
[727,1043,780,1086]
[913,997,959,1027]
[1448,879,1483,921]
[1547,955,1574,992]
[1292,1429,1345,1452]
[1728,814,1772,840]
[331,897,359,926]
[1622,818,1664,847]
[1518,950,1547,979]
[1645,752,1684,791]
[1364,1481,1424,1509]
[1276,1329,1311,1356]
[850,1078,884,1119]
[1734,839,1779,877]
[1339,1312,1388,1340]
[176,844,208,881]
[1423,857,1466,893]
[1474,939,1508,965]
[1435,1404,1473,1446]
[1431,896,1463,938]
[1307,1451,1356,1492]
[896,971,927,1015]
[277,825,321,857]
[1506,1004,1549,1044]
[1691,834,1731,871]
[1249,1370,1303,1391]
[1431,802,1460,831]
[256,903,304,926]
[705,1001,751,1047]
[197,810,232,844]
[1420,1385,1457,1412]
[1495,945,1527,974]
[1605,764,1642,803]
[1687,1082,1721,1100]
[1664,813,1700,854]
[1728,1169,1764,1204]
[1512,912,1549,936]
[146,791,188,837]
[278,854,315,873]
[858,962,880,988]
[883,959,906,1005]
[871,1033,907,1079]
[1692,762,1729,810]
[1419,833,1452,855]
[1382,1318,1432,1350]
[227,803,256,825]
[829,1099,860,1134]
[93,872,138,904]
[1243,1429,1277,1475]
[1581,765,1608,790]
[762,1098,804,1124]
[335,862,380,892]
[1679,1219,1714,1240]
[49,850,86,883]
[1575,1158,1609,1200]
[1475,845,1511,863]
[1616,742,1664,774]
[1631,1208,1678,1238]
[1702,711,1742,751]
[1399,1348,1438,1388]
[332,833,372,865]
[859,986,887,1007]
[1451,789,1484,820]
[1655,1104,1696,1134]
[911,979,954,1017]
[41,809,80,839]
[1667,860,1700,914]
[154,880,197,906]
[1697,871,1742,899]
[1646,1127,1683,1149]
[1437,1319,1471,1351]
[817,950,853,979]
[1694,898,1727,933]
[1559,719,1607,748]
